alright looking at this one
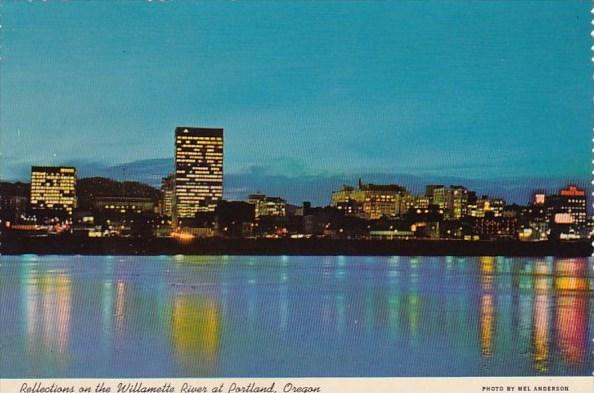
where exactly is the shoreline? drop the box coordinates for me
[1,237,592,257]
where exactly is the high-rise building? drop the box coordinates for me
[447,186,469,220]
[173,127,223,228]
[426,185,447,210]
[30,166,77,216]
[427,185,469,219]
[160,173,174,218]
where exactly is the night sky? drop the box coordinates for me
[1,1,591,205]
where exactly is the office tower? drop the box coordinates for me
[426,185,447,209]
[173,127,223,228]
[427,185,470,219]
[30,166,77,216]
[447,186,469,220]
[161,173,174,217]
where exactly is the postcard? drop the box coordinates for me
[0,1,593,392]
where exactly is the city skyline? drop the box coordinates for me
[1,1,591,195]
[4,123,586,240]
[2,159,589,243]
[8,159,590,216]
[2,155,590,208]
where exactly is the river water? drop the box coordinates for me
[1,255,592,377]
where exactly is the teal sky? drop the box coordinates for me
[1,1,591,189]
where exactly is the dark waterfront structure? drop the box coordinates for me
[215,200,256,238]
[0,185,28,224]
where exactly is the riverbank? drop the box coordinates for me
[1,236,591,256]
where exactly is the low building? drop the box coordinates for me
[473,216,519,240]
[248,193,287,218]
[331,180,410,220]
[0,194,28,223]
[369,229,415,240]
[92,196,156,214]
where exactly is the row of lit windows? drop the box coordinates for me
[186,167,222,177]
[176,192,222,196]
[31,176,75,180]
[176,149,222,155]
[179,166,222,171]
[31,172,75,177]
[564,199,586,204]
[31,199,75,205]
[183,173,223,177]
[31,181,74,185]
[31,173,74,177]
[31,195,75,199]
[31,198,74,203]
[176,185,222,190]
[176,189,222,194]
[31,189,74,194]
[176,144,222,148]
[177,177,222,182]
[176,196,222,200]
[176,142,222,147]
[175,163,222,169]
[176,136,222,140]
[31,185,75,190]
[31,179,74,184]
[176,157,223,162]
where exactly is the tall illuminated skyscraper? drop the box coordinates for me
[173,127,224,228]
[30,166,77,216]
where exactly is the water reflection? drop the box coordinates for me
[22,266,72,372]
[171,295,220,375]
[554,259,589,366]
[480,257,495,357]
[532,260,552,373]
[1,255,592,377]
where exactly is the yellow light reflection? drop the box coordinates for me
[480,294,494,357]
[114,280,127,336]
[554,259,589,364]
[533,273,550,373]
[171,295,220,374]
[25,271,72,368]
[555,259,589,292]
[480,256,496,358]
